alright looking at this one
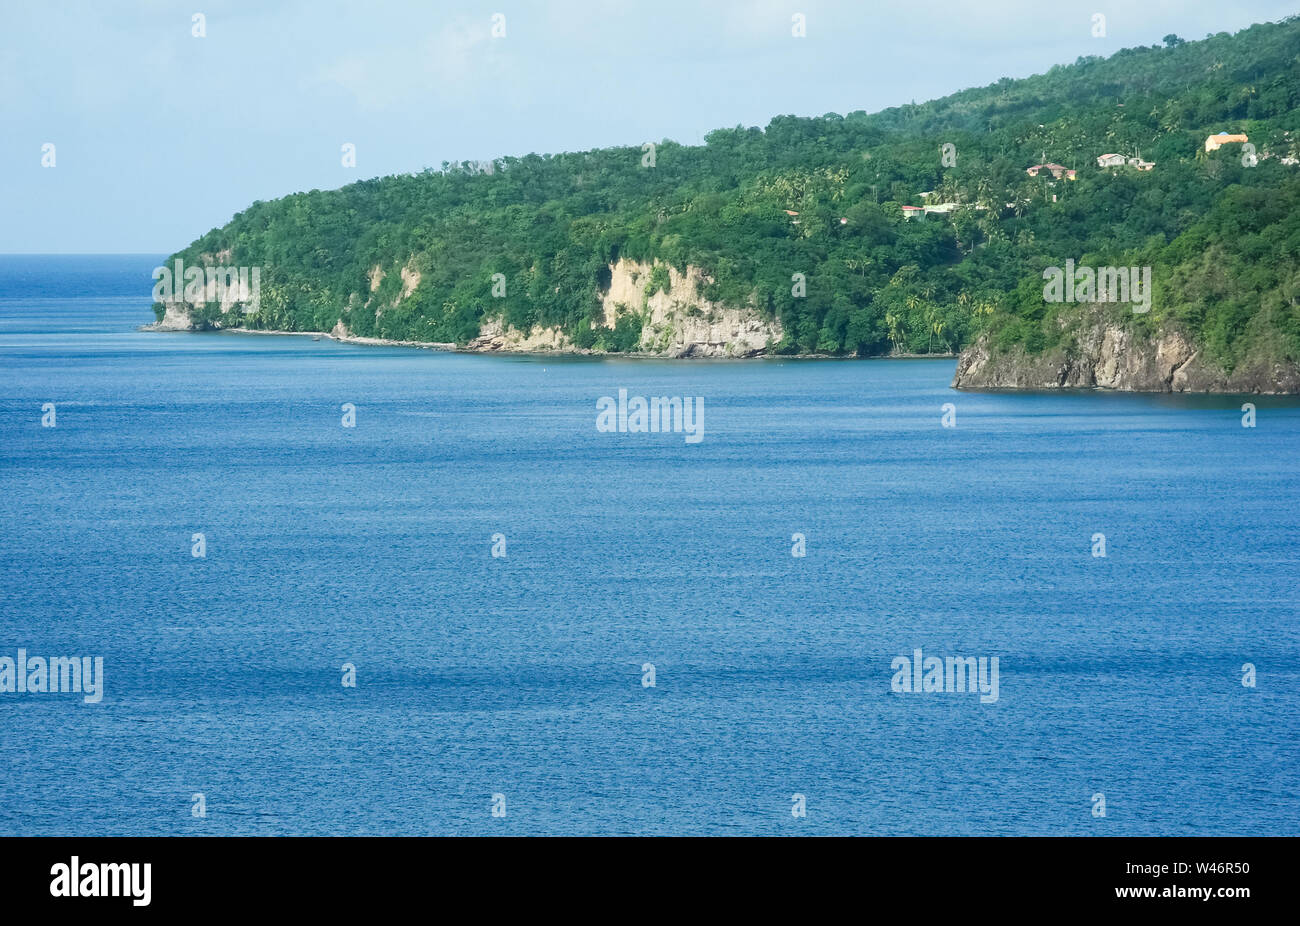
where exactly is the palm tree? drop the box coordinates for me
[905,294,922,340]
[845,256,870,277]
[885,312,903,354]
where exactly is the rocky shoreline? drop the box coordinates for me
[142,321,963,362]
[952,322,1300,394]
[142,319,457,351]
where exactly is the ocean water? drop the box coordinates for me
[0,254,1296,836]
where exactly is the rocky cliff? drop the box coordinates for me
[597,258,781,358]
[151,300,199,331]
[457,257,782,356]
[953,314,1300,393]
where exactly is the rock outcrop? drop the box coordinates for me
[148,300,199,331]
[598,258,781,358]
[460,258,782,356]
[465,317,576,352]
[953,315,1300,393]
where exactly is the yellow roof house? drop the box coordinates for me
[1205,132,1248,152]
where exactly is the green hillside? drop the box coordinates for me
[159,16,1300,371]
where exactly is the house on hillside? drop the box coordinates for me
[1092,152,1154,170]
[1205,132,1249,152]
[1026,163,1076,180]
[920,202,987,214]
[900,205,925,220]
[1097,153,1154,170]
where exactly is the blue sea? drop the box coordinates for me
[1,254,1296,836]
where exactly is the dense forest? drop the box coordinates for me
[160,16,1300,369]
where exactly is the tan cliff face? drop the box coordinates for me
[952,313,1300,394]
[150,291,251,329]
[465,258,782,356]
[466,317,576,352]
[363,261,419,311]
[399,264,421,300]
[599,258,782,358]
[152,300,198,331]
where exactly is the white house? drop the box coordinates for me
[1097,153,1154,170]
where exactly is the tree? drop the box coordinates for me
[885,312,903,354]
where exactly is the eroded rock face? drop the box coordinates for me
[459,259,782,356]
[150,301,199,331]
[953,319,1300,394]
[599,258,782,358]
[465,317,575,352]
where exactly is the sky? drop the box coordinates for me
[1,0,1295,253]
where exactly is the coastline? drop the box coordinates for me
[951,327,1300,395]
[138,322,958,361]
[141,322,1296,391]
[141,321,457,351]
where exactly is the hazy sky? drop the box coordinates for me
[1,0,1294,253]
